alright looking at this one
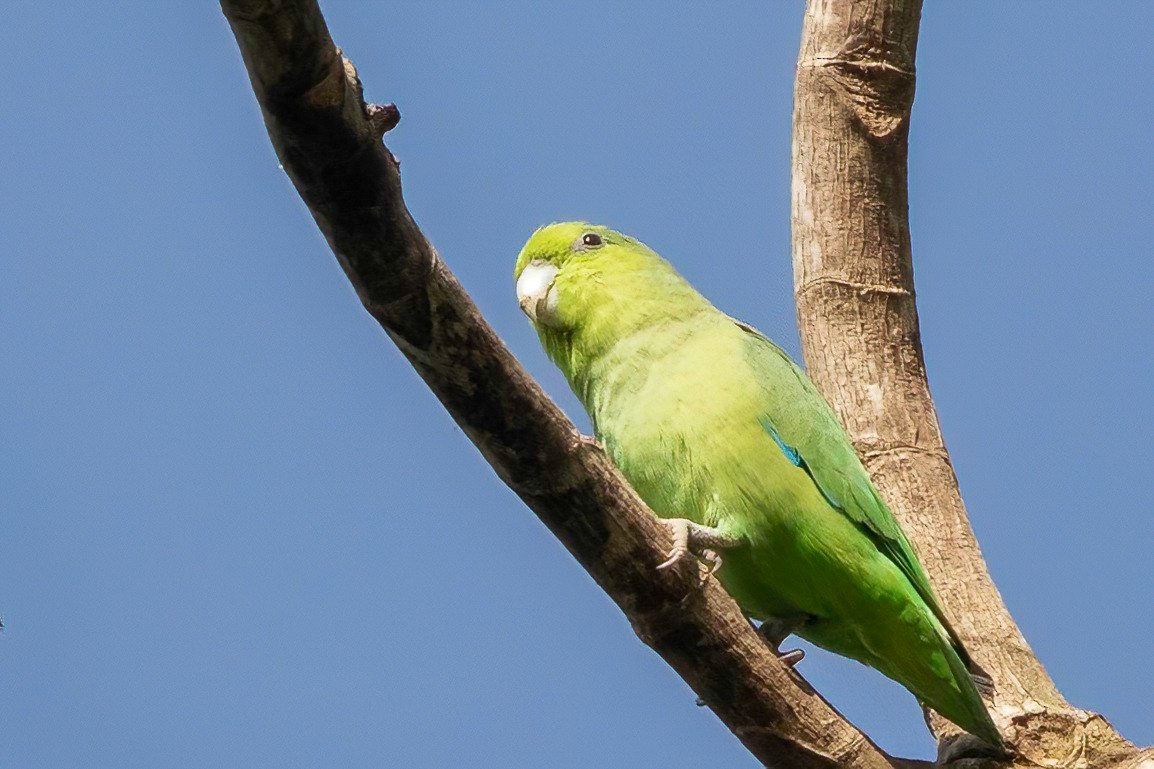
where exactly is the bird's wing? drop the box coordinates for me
[736,321,977,664]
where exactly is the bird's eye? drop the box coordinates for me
[581,232,603,247]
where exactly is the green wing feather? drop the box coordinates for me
[736,322,985,678]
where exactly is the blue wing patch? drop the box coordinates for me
[766,422,802,466]
[760,417,843,511]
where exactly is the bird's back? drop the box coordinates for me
[583,311,1001,745]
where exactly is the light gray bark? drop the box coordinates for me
[791,1,1149,767]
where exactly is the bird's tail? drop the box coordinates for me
[930,636,1004,749]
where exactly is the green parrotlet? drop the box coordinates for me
[514,221,1001,746]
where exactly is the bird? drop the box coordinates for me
[514,221,1002,746]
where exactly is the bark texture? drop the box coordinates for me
[220,1,909,766]
[791,1,1150,767]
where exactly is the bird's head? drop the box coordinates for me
[513,221,713,391]
[514,221,648,329]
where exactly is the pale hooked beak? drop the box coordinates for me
[516,260,560,326]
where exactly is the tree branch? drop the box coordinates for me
[791,1,1145,766]
[220,1,909,766]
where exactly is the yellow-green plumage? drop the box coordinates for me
[515,222,1001,745]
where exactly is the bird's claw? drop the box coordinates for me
[776,648,806,667]
[701,548,722,573]
[757,617,808,668]
[576,433,603,450]
[656,518,693,572]
[656,519,735,582]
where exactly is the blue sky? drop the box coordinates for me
[2,2,1150,767]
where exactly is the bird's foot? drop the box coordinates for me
[937,733,1009,765]
[757,617,809,668]
[576,433,602,450]
[775,647,806,667]
[656,518,740,575]
[699,548,724,578]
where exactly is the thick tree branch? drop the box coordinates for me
[220,1,909,766]
[791,1,1147,767]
